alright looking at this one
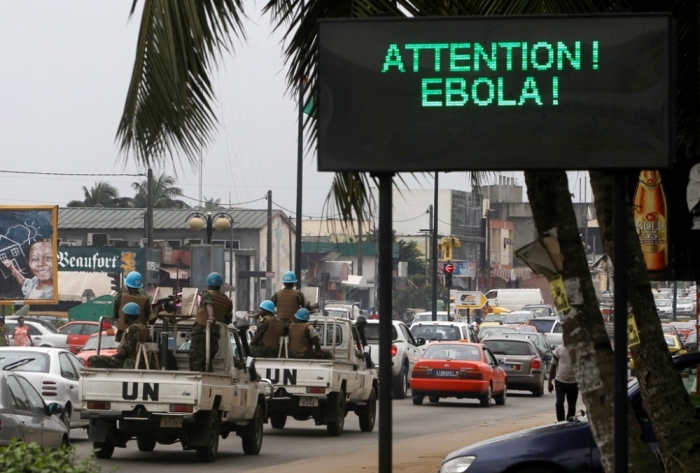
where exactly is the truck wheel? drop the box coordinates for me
[94,440,115,459]
[327,391,346,437]
[358,387,377,432]
[241,404,264,455]
[270,416,287,429]
[392,365,408,399]
[196,411,220,462]
[137,438,157,452]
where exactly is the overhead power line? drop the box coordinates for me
[0,170,146,177]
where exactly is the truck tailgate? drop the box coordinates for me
[256,359,334,395]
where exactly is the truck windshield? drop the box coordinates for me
[364,324,398,342]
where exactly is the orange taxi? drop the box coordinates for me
[410,342,507,407]
[76,331,119,366]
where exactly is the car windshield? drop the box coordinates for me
[413,313,451,323]
[479,327,517,339]
[662,325,674,333]
[411,325,462,342]
[362,324,398,342]
[505,333,546,350]
[656,300,672,307]
[482,340,533,356]
[671,322,694,330]
[423,344,482,361]
[82,335,119,351]
[325,309,350,319]
[677,299,693,305]
[523,307,551,317]
[527,319,556,333]
[0,352,50,373]
[482,314,507,323]
[504,313,532,324]
[665,335,676,347]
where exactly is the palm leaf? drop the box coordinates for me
[117,0,247,168]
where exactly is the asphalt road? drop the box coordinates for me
[70,388,556,472]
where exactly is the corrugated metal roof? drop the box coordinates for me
[58,208,285,230]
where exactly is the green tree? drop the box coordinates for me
[132,173,190,209]
[203,196,223,209]
[396,239,425,276]
[66,182,127,208]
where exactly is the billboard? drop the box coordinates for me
[0,206,58,304]
[318,14,674,172]
[56,247,152,276]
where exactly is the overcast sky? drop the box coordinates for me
[0,2,589,221]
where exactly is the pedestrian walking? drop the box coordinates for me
[548,343,579,421]
[13,316,34,346]
[0,316,9,346]
[189,273,233,372]
[88,302,150,369]
[113,271,152,342]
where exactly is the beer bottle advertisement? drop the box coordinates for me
[633,170,668,272]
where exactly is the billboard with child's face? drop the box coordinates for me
[0,206,58,304]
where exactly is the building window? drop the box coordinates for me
[211,240,240,249]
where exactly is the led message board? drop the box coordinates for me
[317,15,674,172]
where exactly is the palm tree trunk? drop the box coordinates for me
[525,170,661,473]
[590,170,700,472]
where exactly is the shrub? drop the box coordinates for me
[0,439,103,473]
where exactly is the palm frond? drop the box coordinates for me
[117,0,247,168]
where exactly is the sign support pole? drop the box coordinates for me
[377,173,394,473]
[613,172,628,473]
[432,172,439,321]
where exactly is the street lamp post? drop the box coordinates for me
[186,212,235,289]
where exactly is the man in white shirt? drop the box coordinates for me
[547,343,578,421]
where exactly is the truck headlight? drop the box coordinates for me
[439,456,476,473]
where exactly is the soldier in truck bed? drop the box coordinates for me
[287,309,332,360]
[272,271,318,325]
[89,302,150,369]
[113,271,153,342]
[189,272,233,372]
[250,300,282,358]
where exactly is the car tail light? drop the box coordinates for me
[412,367,427,378]
[390,345,398,357]
[460,368,483,379]
[87,401,111,410]
[530,358,542,370]
[306,387,325,394]
[170,404,194,413]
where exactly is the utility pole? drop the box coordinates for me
[146,167,154,291]
[431,173,439,322]
[427,205,433,277]
[584,175,590,260]
[357,218,363,276]
[266,190,273,299]
[293,1,306,290]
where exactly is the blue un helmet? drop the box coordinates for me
[259,300,275,313]
[282,271,297,284]
[207,272,223,288]
[124,271,143,289]
[122,302,141,317]
[295,308,310,322]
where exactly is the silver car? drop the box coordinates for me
[0,371,68,447]
[481,337,545,397]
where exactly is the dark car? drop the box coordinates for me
[439,352,700,473]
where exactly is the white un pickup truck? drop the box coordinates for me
[255,316,377,436]
[79,320,271,463]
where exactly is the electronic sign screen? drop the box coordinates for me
[317,15,674,172]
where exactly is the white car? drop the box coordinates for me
[410,311,453,327]
[5,318,69,348]
[655,299,673,319]
[363,319,423,399]
[675,298,695,316]
[409,321,479,355]
[0,347,87,434]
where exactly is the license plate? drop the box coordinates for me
[435,370,457,377]
[299,397,319,407]
[506,364,520,371]
[160,416,183,428]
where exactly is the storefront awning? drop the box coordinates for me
[160,265,190,279]
[58,271,114,302]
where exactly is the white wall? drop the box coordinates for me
[392,189,452,236]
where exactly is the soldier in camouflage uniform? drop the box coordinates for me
[250,300,282,358]
[88,302,150,369]
[272,271,318,327]
[288,309,333,360]
[113,271,153,342]
[189,273,233,372]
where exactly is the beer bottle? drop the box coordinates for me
[633,170,668,271]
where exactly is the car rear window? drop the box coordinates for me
[0,352,51,373]
[504,313,532,324]
[482,340,534,356]
[364,324,398,342]
[528,319,555,333]
[423,344,481,361]
[411,325,462,341]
